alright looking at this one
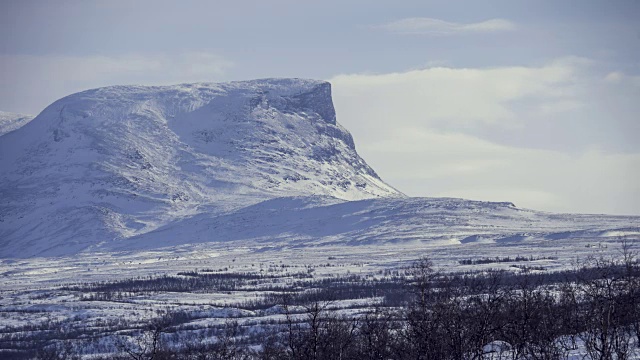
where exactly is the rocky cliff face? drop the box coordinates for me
[0,79,401,257]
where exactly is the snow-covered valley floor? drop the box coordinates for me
[1,231,639,359]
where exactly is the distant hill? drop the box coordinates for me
[0,111,34,136]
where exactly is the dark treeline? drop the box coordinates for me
[458,255,557,265]
[3,246,640,360]
[54,257,636,309]
[59,271,313,296]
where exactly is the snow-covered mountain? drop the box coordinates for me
[111,195,639,253]
[0,79,400,257]
[1,78,638,259]
[0,111,34,136]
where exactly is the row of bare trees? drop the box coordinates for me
[29,245,640,360]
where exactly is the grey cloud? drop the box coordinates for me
[330,59,640,215]
[0,53,233,114]
[378,17,516,35]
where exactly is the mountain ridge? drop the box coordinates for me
[1,78,638,258]
[0,78,401,257]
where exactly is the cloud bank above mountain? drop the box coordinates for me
[331,58,640,215]
[2,0,638,215]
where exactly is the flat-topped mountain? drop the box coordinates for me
[0,79,400,257]
[0,78,638,258]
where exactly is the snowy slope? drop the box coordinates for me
[0,79,400,257]
[0,111,34,136]
[110,195,639,252]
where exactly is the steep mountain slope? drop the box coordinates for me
[0,111,34,136]
[0,79,400,257]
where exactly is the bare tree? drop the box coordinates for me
[209,320,253,360]
[465,271,510,360]
[409,256,438,309]
[35,340,80,360]
[620,240,640,351]
[576,254,635,360]
[116,318,168,360]
[355,307,397,360]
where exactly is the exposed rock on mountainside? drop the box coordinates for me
[0,79,400,257]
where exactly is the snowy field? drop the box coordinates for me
[1,183,639,358]
[1,232,639,358]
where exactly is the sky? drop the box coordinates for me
[1,0,639,215]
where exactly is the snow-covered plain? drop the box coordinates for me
[0,78,639,357]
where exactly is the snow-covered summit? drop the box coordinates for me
[0,79,401,257]
[5,78,635,259]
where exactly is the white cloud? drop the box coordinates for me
[379,17,516,35]
[538,99,584,114]
[364,128,640,214]
[331,59,581,131]
[604,71,624,83]
[603,71,640,87]
[330,60,640,215]
[0,52,233,114]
